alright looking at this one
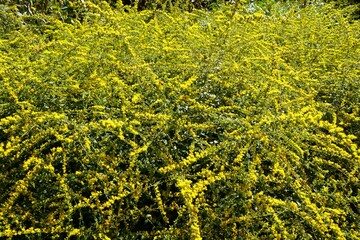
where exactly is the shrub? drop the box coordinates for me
[0,2,359,239]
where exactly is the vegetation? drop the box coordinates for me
[0,1,359,239]
[1,0,359,21]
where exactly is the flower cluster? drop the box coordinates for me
[0,2,359,239]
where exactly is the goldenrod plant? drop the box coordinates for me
[0,1,359,239]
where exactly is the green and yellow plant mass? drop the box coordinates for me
[0,0,359,239]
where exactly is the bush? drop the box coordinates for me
[0,0,229,21]
[0,3,359,239]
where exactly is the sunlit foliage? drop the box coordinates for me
[0,2,359,239]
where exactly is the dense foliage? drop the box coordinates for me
[1,0,359,22]
[0,1,359,239]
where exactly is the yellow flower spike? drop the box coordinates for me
[68,228,81,237]
[128,142,151,158]
[154,184,169,224]
[180,75,198,90]
[176,178,202,239]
